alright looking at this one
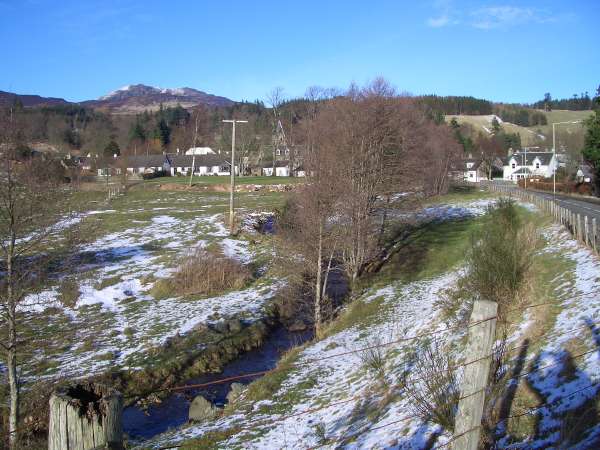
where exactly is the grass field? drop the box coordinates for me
[10,189,287,383]
[447,109,591,147]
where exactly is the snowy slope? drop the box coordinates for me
[143,198,600,449]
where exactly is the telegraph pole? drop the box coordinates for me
[223,119,248,233]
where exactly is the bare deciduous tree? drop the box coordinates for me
[0,108,81,448]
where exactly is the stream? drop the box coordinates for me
[122,326,313,440]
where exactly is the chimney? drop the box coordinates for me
[507,148,513,156]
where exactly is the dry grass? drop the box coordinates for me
[405,340,460,432]
[151,249,252,299]
[57,278,80,308]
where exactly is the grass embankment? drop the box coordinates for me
[173,189,592,449]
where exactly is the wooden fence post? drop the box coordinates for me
[585,216,590,247]
[48,383,123,450]
[452,300,498,450]
[592,217,598,252]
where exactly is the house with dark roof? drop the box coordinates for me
[463,158,486,182]
[97,154,237,177]
[502,151,557,181]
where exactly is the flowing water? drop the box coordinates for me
[123,326,312,440]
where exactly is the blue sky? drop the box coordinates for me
[1,0,598,104]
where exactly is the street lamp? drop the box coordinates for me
[552,120,582,196]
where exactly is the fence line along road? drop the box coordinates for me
[485,182,600,254]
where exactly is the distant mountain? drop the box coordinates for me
[83,84,235,112]
[0,90,70,107]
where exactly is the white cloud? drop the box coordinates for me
[470,6,555,29]
[426,2,562,30]
[427,15,450,28]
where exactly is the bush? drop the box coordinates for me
[141,170,170,180]
[157,249,252,298]
[467,198,537,317]
[58,278,80,308]
[359,336,387,380]
[405,340,460,432]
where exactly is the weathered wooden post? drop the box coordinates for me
[585,216,590,247]
[576,214,582,241]
[593,218,598,253]
[452,300,498,450]
[48,383,123,450]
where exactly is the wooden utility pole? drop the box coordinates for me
[222,119,248,233]
[189,155,196,187]
[452,300,498,450]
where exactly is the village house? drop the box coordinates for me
[262,160,306,177]
[463,158,486,182]
[502,150,557,182]
[97,154,237,177]
[263,160,291,177]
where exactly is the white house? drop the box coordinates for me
[463,159,486,182]
[100,154,237,177]
[168,154,236,176]
[185,147,215,156]
[502,151,557,182]
[263,161,290,177]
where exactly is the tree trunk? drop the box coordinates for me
[7,324,18,449]
[314,221,323,335]
[6,246,18,450]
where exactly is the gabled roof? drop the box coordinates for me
[168,154,228,167]
[512,167,532,174]
[464,158,483,171]
[263,160,290,168]
[121,154,170,167]
[503,152,554,166]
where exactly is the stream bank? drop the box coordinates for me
[123,325,312,440]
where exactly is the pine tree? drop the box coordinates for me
[582,91,600,191]
[103,139,120,158]
[491,117,501,135]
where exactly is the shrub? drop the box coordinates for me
[467,198,537,317]
[405,340,460,432]
[159,249,252,298]
[141,170,170,180]
[359,336,387,380]
[58,278,80,308]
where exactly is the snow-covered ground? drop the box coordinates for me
[20,193,277,380]
[142,198,600,449]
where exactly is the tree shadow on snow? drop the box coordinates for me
[502,317,600,448]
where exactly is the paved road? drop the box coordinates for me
[503,185,600,222]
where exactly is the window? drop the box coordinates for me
[469,173,473,178]
[511,163,516,169]
[535,162,540,169]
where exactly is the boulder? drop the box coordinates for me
[289,320,307,332]
[227,318,243,334]
[226,382,246,404]
[213,320,229,333]
[189,395,219,422]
